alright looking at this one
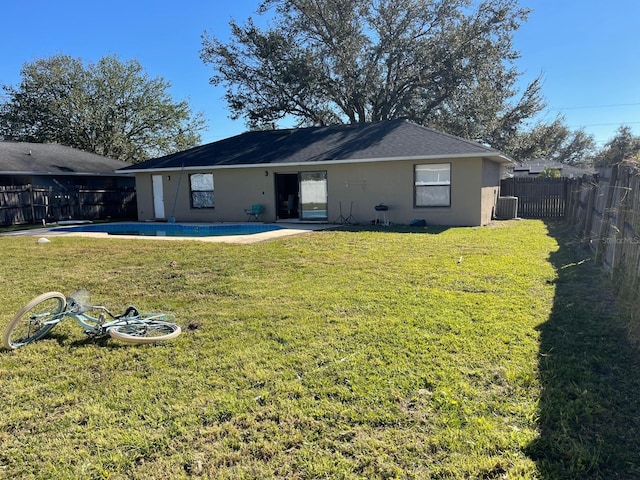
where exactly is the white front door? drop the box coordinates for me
[152,175,165,219]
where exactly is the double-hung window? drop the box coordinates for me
[190,173,214,208]
[415,163,451,207]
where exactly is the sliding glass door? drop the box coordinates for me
[300,171,327,221]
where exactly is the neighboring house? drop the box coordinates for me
[0,141,135,225]
[0,141,134,189]
[508,158,595,178]
[118,120,513,226]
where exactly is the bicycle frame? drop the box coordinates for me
[42,303,175,338]
[3,290,181,350]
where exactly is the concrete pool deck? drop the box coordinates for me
[0,222,334,244]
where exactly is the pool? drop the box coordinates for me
[55,223,285,238]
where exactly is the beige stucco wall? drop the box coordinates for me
[134,156,505,226]
[324,158,483,226]
[479,159,502,225]
[135,168,275,222]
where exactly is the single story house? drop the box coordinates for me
[0,142,135,225]
[0,141,134,189]
[508,158,595,178]
[118,120,513,226]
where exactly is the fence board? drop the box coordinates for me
[501,177,568,218]
[0,185,137,226]
[566,164,640,337]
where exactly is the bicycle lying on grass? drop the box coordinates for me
[2,290,181,350]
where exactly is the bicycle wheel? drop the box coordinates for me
[108,318,181,344]
[2,292,67,350]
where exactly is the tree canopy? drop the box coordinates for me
[594,126,640,167]
[0,55,205,163]
[201,0,592,162]
[507,118,596,166]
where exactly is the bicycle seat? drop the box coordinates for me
[67,289,92,313]
[118,306,140,318]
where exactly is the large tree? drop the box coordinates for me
[594,126,640,167]
[203,0,548,152]
[0,55,205,163]
[508,117,596,166]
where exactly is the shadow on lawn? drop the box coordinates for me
[528,221,640,478]
[40,331,133,350]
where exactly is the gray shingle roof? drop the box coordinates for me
[120,120,510,172]
[511,158,595,177]
[0,142,131,175]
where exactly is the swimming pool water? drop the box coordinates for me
[55,223,285,237]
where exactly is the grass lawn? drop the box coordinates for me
[1,220,639,479]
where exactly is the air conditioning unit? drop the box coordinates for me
[495,196,518,220]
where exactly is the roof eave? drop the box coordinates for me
[0,171,133,176]
[118,152,513,174]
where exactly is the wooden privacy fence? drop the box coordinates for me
[566,164,640,273]
[0,185,137,226]
[500,177,569,218]
[566,163,640,340]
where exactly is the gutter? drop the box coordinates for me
[118,152,514,174]
[0,171,134,176]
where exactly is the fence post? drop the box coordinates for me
[597,165,618,266]
[28,184,35,224]
[587,177,599,244]
[77,188,83,220]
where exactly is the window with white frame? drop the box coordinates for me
[190,173,214,208]
[415,163,451,207]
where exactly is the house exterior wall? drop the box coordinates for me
[324,158,484,226]
[135,168,277,222]
[480,159,502,225]
[133,156,503,226]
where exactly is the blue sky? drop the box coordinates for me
[1,0,638,149]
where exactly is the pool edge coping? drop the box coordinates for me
[0,222,333,244]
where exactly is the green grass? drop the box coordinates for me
[1,220,639,479]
